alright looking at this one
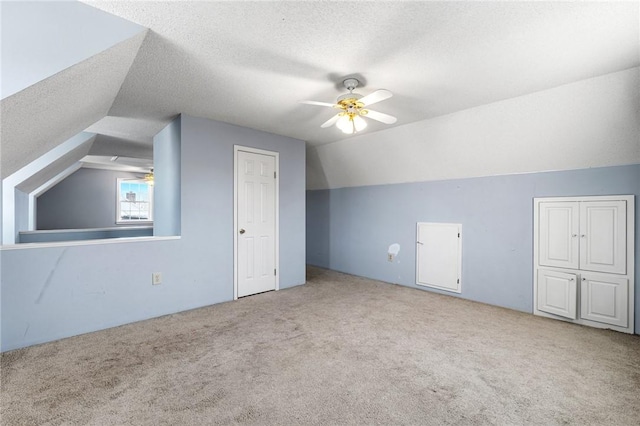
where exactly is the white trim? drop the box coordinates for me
[0,236,180,251]
[233,145,280,300]
[533,195,634,334]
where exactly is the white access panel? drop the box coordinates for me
[416,222,462,293]
[536,269,577,320]
[580,272,628,327]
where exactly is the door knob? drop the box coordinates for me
[239,229,245,234]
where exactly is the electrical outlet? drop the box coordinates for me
[152,272,162,285]
[388,253,394,262]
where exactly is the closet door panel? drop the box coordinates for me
[580,273,628,327]
[537,269,577,320]
[579,201,626,274]
[539,202,579,269]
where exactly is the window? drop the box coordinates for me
[117,178,153,223]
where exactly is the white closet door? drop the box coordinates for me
[236,150,277,297]
[416,223,461,293]
[580,272,628,327]
[539,202,579,270]
[537,269,577,320]
[579,201,626,274]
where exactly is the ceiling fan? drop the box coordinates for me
[300,78,397,134]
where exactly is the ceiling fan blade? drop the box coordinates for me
[364,109,397,124]
[359,89,392,106]
[321,114,341,128]
[299,100,336,107]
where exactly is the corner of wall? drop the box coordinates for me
[152,116,182,237]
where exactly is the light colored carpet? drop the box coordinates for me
[2,266,640,425]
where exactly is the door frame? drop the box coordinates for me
[233,145,280,300]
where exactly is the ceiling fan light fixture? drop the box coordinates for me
[353,115,367,132]
[144,168,154,186]
[336,114,351,132]
[336,113,367,134]
[300,76,396,134]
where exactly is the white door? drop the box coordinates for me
[416,222,462,293]
[580,272,628,327]
[579,201,626,274]
[538,202,579,270]
[236,149,277,298]
[537,269,577,319]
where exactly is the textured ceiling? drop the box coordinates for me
[88,134,154,160]
[82,1,639,146]
[0,31,146,179]
[15,137,95,194]
[85,115,165,145]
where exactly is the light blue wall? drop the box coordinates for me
[1,114,306,351]
[37,168,141,230]
[1,0,144,98]
[307,164,640,334]
[14,189,29,238]
[153,117,181,236]
[181,115,306,290]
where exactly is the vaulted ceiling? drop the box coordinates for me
[82,0,639,145]
[2,1,638,181]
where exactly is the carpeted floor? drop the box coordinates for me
[2,266,640,425]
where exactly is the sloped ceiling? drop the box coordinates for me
[88,134,153,160]
[82,1,639,146]
[0,31,147,179]
[15,136,95,194]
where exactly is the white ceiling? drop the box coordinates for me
[82,0,639,147]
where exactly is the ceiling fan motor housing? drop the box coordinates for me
[337,92,363,102]
[342,78,360,91]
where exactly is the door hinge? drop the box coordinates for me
[274,171,277,179]
[274,268,277,276]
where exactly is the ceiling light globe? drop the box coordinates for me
[336,115,351,131]
[353,115,367,132]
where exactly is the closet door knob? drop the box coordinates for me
[572,234,578,237]
[580,234,586,238]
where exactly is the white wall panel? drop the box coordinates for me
[308,67,640,190]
